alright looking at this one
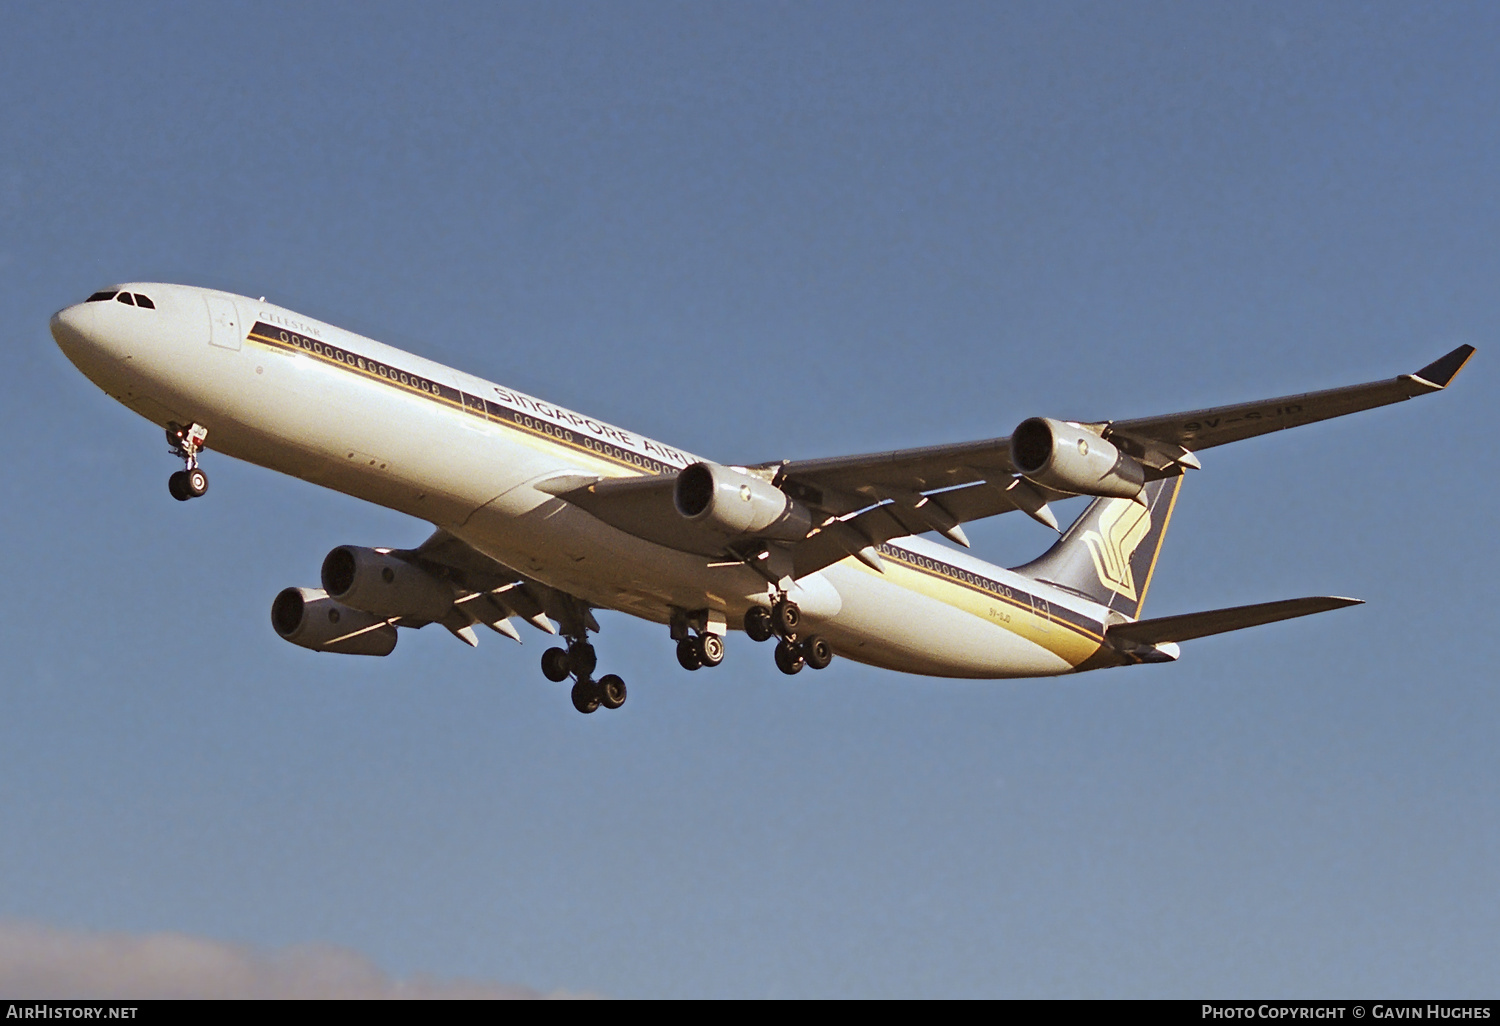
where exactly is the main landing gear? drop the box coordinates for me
[541,635,627,715]
[675,632,724,671]
[744,597,835,676]
[671,607,728,674]
[166,422,210,502]
[674,597,835,677]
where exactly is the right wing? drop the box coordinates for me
[1104,345,1474,453]
[536,347,1474,579]
[757,345,1475,515]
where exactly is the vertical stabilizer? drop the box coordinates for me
[1011,475,1183,620]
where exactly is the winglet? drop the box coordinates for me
[1411,345,1476,390]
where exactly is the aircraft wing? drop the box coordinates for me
[539,347,1473,579]
[1104,344,1474,453]
[755,345,1475,517]
[393,529,596,644]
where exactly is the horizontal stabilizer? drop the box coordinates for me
[1107,595,1363,646]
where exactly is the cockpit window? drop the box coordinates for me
[115,292,136,306]
[133,294,155,309]
[86,291,117,303]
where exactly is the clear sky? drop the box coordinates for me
[1,1,1495,999]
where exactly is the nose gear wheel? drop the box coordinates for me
[165,422,210,502]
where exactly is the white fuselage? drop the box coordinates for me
[51,283,1116,678]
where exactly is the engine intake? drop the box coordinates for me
[673,462,813,541]
[1011,417,1145,499]
[320,546,454,622]
[271,587,398,656]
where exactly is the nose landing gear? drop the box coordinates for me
[166,423,210,502]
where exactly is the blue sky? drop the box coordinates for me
[1,2,1495,998]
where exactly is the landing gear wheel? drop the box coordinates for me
[695,633,725,667]
[772,599,801,639]
[168,471,191,502]
[676,637,703,671]
[568,641,597,679]
[541,647,572,682]
[744,606,774,643]
[802,634,834,670]
[186,468,208,497]
[774,638,805,675]
[598,674,627,710]
[571,678,601,714]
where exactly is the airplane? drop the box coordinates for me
[49,283,1474,714]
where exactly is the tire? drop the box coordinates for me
[676,637,702,671]
[802,634,834,670]
[744,606,774,643]
[571,679,601,714]
[772,599,800,639]
[696,633,725,667]
[186,468,208,497]
[541,647,572,682]
[774,638,804,676]
[598,674,627,709]
[568,641,597,679]
[168,471,190,502]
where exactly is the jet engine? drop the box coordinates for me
[320,545,455,622]
[271,587,398,656]
[673,462,813,541]
[1011,417,1146,499]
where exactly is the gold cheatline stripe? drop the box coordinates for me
[1133,477,1182,616]
[880,544,1105,644]
[246,327,669,478]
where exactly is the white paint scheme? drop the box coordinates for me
[51,283,1098,679]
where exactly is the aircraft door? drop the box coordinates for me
[205,295,243,351]
[1030,593,1051,631]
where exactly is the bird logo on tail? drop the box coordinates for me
[1081,499,1153,602]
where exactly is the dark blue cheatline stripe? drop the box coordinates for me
[247,322,684,476]
[878,542,1104,642]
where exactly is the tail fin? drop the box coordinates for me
[1011,475,1184,619]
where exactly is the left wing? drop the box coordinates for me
[395,530,595,645]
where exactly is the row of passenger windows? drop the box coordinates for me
[86,290,155,309]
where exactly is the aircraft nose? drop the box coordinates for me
[50,303,95,358]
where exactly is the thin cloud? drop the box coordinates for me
[0,922,584,999]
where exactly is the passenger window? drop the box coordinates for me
[116,292,136,306]
[86,291,117,302]
[134,294,155,309]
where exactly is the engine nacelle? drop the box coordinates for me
[1011,417,1146,499]
[673,462,813,541]
[271,587,398,656]
[320,545,454,622]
